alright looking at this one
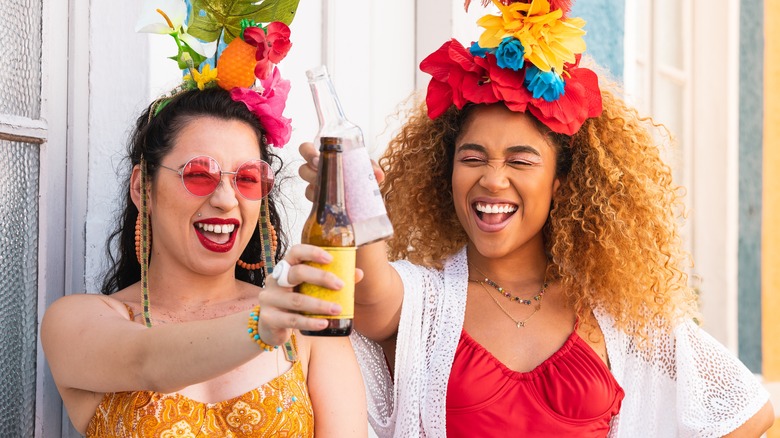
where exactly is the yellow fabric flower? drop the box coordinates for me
[184,64,218,90]
[476,0,586,73]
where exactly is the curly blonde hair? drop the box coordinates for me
[379,87,699,342]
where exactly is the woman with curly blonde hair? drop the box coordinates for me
[296,1,772,436]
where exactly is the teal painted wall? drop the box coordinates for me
[572,0,624,82]
[738,0,763,373]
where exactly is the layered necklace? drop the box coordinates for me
[469,264,549,328]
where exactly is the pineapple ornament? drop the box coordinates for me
[217,21,263,90]
[216,19,293,90]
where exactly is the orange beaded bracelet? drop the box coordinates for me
[247,305,277,351]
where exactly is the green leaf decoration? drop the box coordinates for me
[180,42,208,70]
[187,0,300,44]
[167,33,207,70]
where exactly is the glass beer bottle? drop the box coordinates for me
[298,136,356,336]
[306,65,394,246]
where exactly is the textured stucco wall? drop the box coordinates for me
[571,0,624,82]
[738,0,764,373]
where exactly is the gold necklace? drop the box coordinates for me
[476,281,542,328]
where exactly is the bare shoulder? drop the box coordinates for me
[576,311,610,368]
[43,292,132,327]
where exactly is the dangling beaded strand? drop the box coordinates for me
[140,158,153,328]
[258,196,296,362]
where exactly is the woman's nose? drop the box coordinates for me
[209,175,240,210]
[480,161,511,191]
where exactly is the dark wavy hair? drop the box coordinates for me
[100,87,288,294]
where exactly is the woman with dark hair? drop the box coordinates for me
[296,1,774,436]
[41,7,366,437]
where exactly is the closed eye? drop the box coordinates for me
[460,156,487,164]
[507,159,535,167]
[184,171,217,181]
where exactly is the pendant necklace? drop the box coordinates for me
[469,264,549,328]
[475,281,542,328]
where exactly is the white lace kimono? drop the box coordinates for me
[352,247,769,437]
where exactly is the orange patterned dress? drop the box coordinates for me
[85,306,313,438]
[86,359,313,437]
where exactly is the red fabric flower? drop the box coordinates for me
[243,23,292,81]
[420,39,499,118]
[241,26,272,80]
[230,66,292,147]
[526,57,602,135]
[483,54,533,113]
[265,22,292,63]
[422,43,601,135]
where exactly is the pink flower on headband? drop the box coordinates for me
[230,67,292,147]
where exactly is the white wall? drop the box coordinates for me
[83,2,151,292]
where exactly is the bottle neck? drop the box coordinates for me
[309,75,347,127]
[315,149,346,211]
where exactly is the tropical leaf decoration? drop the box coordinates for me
[188,0,300,44]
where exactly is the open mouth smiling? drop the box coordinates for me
[474,201,518,225]
[194,219,239,252]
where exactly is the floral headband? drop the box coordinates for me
[136,0,297,147]
[421,0,601,135]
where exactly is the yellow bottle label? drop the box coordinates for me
[299,247,355,319]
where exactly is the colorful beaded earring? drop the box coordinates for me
[236,196,278,271]
[256,196,297,362]
[135,213,152,264]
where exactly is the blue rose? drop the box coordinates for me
[524,65,565,102]
[469,41,492,58]
[495,37,525,71]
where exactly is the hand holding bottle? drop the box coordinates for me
[258,242,368,342]
[306,66,393,246]
[256,243,347,344]
[297,137,357,336]
[298,141,385,203]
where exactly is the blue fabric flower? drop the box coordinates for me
[524,65,565,101]
[469,41,492,58]
[495,37,525,71]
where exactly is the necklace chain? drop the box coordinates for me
[470,265,548,305]
[469,264,549,328]
[476,281,542,328]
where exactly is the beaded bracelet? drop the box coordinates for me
[247,305,278,351]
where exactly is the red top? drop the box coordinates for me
[446,328,624,437]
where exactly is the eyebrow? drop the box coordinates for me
[456,143,541,157]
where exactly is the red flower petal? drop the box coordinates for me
[485,56,532,112]
[426,79,454,119]
[420,40,458,82]
[447,40,482,73]
[268,38,292,63]
[266,22,291,39]
[255,59,272,80]
[243,27,265,47]
[569,67,603,118]
[266,22,292,63]
[528,80,589,135]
